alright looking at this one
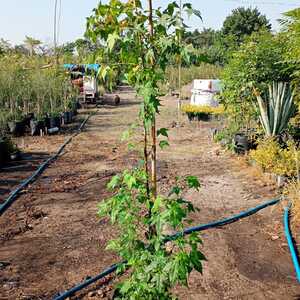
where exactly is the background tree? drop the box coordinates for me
[0,39,11,55]
[24,36,41,56]
[281,8,300,82]
[74,38,95,58]
[280,8,300,111]
[183,28,218,49]
[222,7,271,43]
[13,44,29,55]
[59,42,76,56]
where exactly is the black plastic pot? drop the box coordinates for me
[44,116,51,129]
[0,140,7,166]
[187,113,194,122]
[197,113,210,122]
[63,111,73,124]
[49,116,61,129]
[23,113,35,128]
[0,138,11,166]
[7,121,26,136]
[10,150,21,161]
[30,119,45,136]
[234,133,249,154]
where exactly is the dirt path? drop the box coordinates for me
[0,87,299,300]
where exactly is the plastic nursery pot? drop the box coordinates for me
[30,119,45,136]
[0,138,11,166]
[10,150,21,161]
[7,120,26,137]
[197,113,210,122]
[233,133,249,154]
[63,111,72,125]
[0,140,7,166]
[23,113,35,128]
[72,101,81,116]
[49,116,61,129]
[44,116,51,129]
[187,113,194,122]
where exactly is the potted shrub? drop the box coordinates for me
[233,132,249,154]
[187,112,194,121]
[49,111,62,129]
[30,114,46,136]
[7,111,26,136]
[0,136,18,166]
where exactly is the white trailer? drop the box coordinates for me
[191,79,221,107]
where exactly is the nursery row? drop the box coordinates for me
[0,55,78,137]
[210,9,300,220]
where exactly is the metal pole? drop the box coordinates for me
[178,0,182,122]
[54,0,58,65]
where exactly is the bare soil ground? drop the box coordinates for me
[0,87,300,300]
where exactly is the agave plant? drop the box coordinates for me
[255,82,296,137]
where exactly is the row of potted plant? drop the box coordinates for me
[3,100,79,137]
[0,55,79,137]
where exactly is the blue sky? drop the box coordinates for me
[0,0,299,45]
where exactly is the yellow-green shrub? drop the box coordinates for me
[250,139,300,176]
[181,104,224,115]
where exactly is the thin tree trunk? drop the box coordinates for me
[134,0,150,199]
[178,0,182,122]
[144,124,150,198]
[148,0,157,198]
[151,117,157,197]
[54,0,59,66]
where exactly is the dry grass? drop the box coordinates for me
[164,64,223,93]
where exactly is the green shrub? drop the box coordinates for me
[220,31,291,132]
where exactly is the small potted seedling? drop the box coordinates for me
[30,113,46,136]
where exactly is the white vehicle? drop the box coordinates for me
[191,79,221,107]
[64,64,100,104]
[82,75,98,103]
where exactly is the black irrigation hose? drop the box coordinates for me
[0,114,92,217]
[165,198,280,242]
[53,198,280,300]
[53,263,122,300]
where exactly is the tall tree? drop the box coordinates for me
[74,38,95,57]
[13,44,29,55]
[222,7,271,43]
[0,39,11,55]
[86,1,205,298]
[184,28,218,49]
[24,36,42,56]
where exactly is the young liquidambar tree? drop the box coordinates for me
[86,1,205,298]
